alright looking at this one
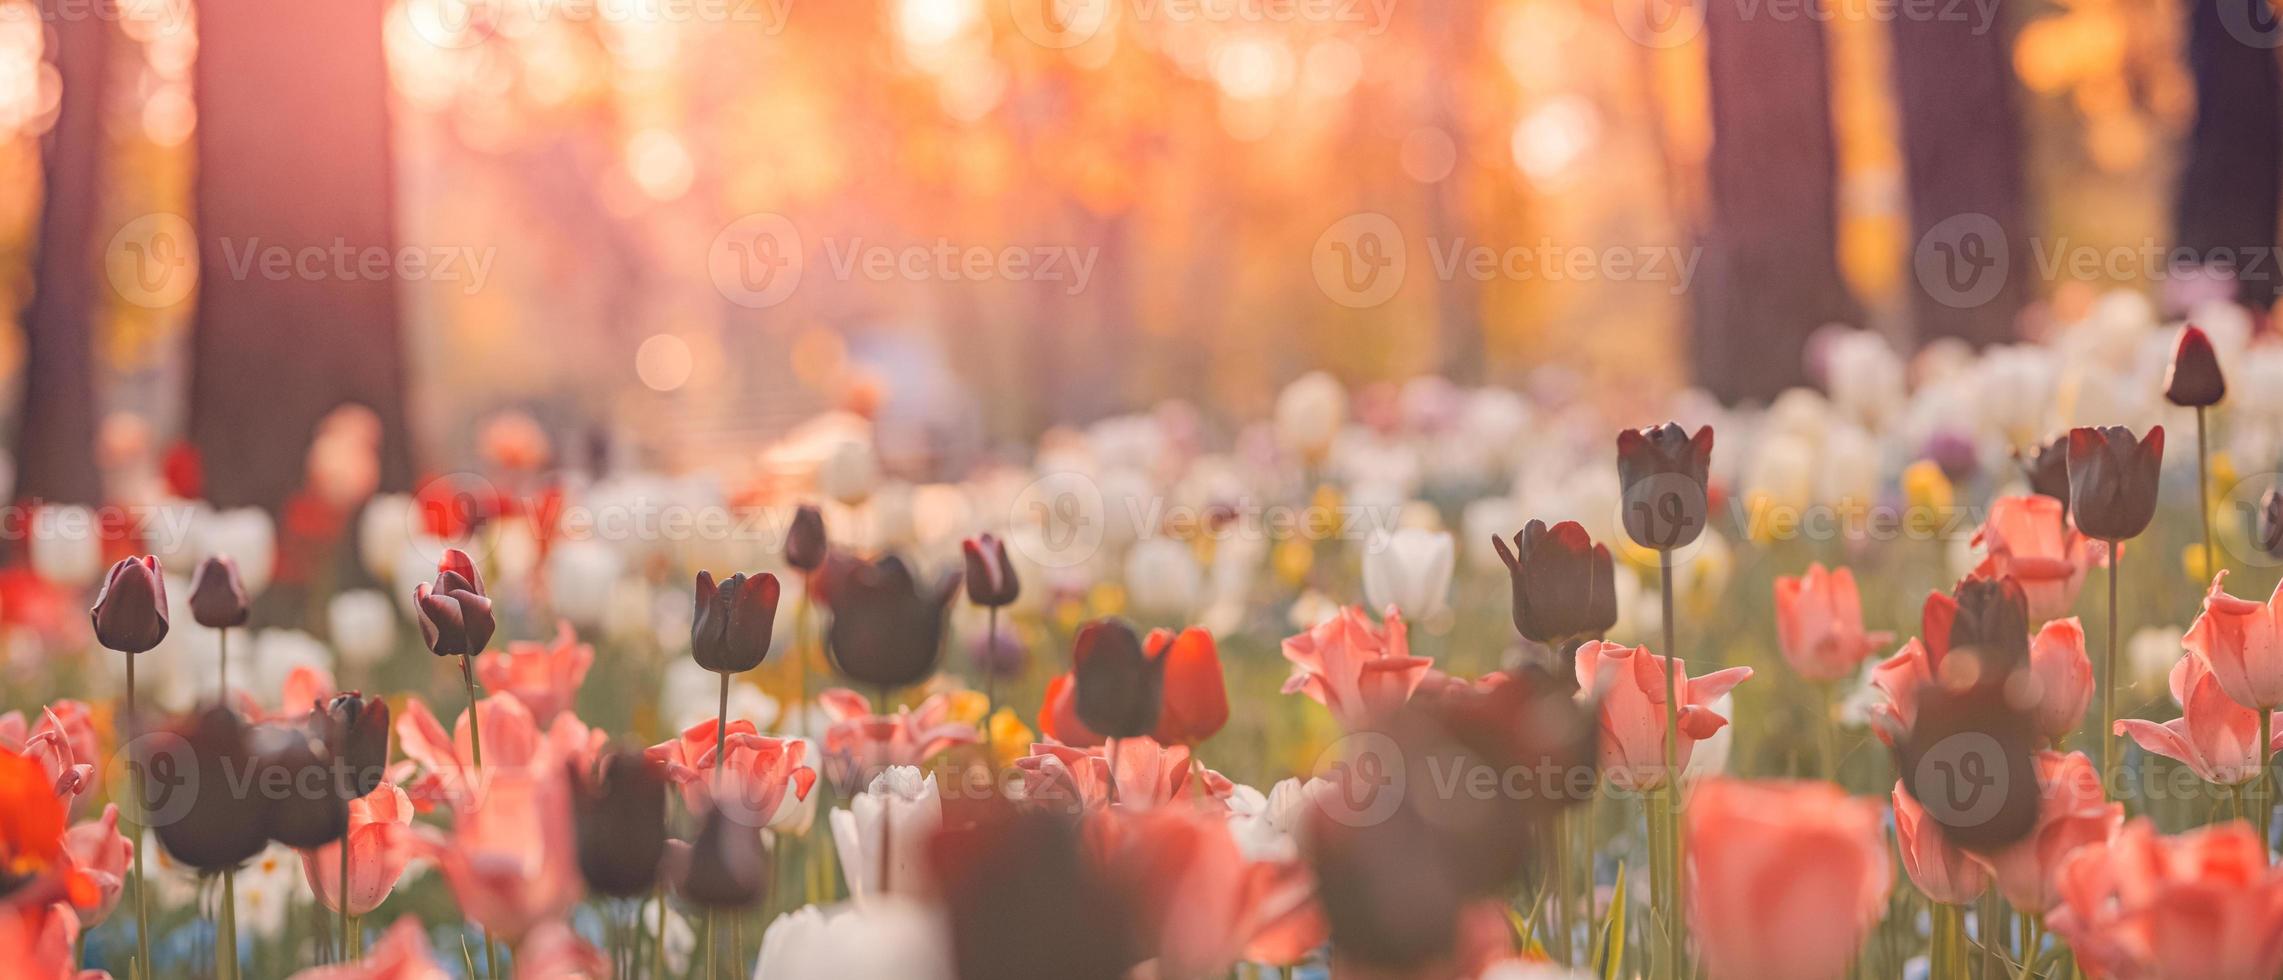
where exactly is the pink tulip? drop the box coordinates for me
[1280,605,1434,729]
[1971,495,2105,624]
[816,688,979,791]
[2048,819,2283,980]
[61,804,131,927]
[2027,618,2094,742]
[415,764,582,945]
[1891,781,1988,905]
[1868,638,1934,746]
[2116,654,2282,786]
[0,901,102,980]
[644,718,818,824]
[2185,570,2283,710]
[474,621,594,724]
[1,703,99,806]
[1975,750,2122,912]
[1773,564,1891,682]
[511,921,610,979]
[1088,806,1325,977]
[395,694,605,808]
[1687,779,1891,980]
[286,918,449,980]
[1012,737,1235,813]
[1573,640,1752,791]
[279,665,339,719]
[302,784,416,916]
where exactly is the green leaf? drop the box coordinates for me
[1596,860,1628,980]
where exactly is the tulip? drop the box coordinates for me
[0,902,91,980]
[327,590,398,670]
[1492,519,1618,647]
[300,784,415,917]
[1615,422,1714,552]
[643,719,817,824]
[678,804,768,909]
[1070,619,1163,740]
[2065,425,2163,543]
[417,765,581,945]
[960,534,1019,608]
[1891,781,1987,905]
[1920,577,2032,682]
[1304,800,1467,972]
[1971,495,2104,625]
[1011,737,1235,813]
[2185,570,2283,710]
[1144,626,1227,745]
[0,751,78,908]
[472,622,593,725]
[1773,564,1891,682]
[1394,667,1597,898]
[248,721,349,849]
[188,555,250,630]
[570,750,668,898]
[2014,434,2072,519]
[1973,750,2122,912]
[2047,819,2283,980]
[1279,605,1434,730]
[1361,527,1454,620]
[785,504,828,573]
[147,704,270,872]
[1892,679,2041,852]
[755,900,957,980]
[393,693,596,807]
[1686,779,1891,980]
[2166,323,2227,407]
[691,570,781,674]
[91,555,169,655]
[2117,653,2282,786]
[282,917,448,979]
[413,549,495,781]
[1573,640,1751,792]
[814,689,978,792]
[311,693,390,802]
[830,766,941,903]
[513,922,611,978]
[63,804,131,926]
[926,802,1133,979]
[2026,618,2094,742]
[1274,371,1346,460]
[824,555,959,693]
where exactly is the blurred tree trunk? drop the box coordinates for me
[2173,0,2281,309]
[1693,4,1858,402]
[1892,2,2030,345]
[13,0,111,509]
[189,0,412,512]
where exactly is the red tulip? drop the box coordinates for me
[2164,323,2228,408]
[1891,781,1988,905]
[1687,779,1891,980]
[2049,819,2283,980]
[0,902,92,980]
[1279,606,1434,730]
[1573,640,1752,791]
[2185,570,2283,710]
[1773,564,1890,682]
[1868,638,1933,745]
[394,694,605,808]
[1041,626,1227,747]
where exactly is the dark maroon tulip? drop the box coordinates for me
[691,570,781,674]
[145,704,269,871]
[91,556,169,654]
[1922,577,2032,681]
[572,749,668,898]
[1306,800,1466,971]
[2065,426,2164,542]
[413,582,494,657]
[309,692,390,801]
[1070,619,1162,740]
[930,800,1136,980]
[1615,422,1715,551]
[785,505,828,573]
[961,534,1020,608]
[2258,488,2283,558]
[2164,324,2226,407]
[1893,679,2040,853]
[249,721,347,848]
[2014,435,2072,520]
[187,555,250,629]
[677,805,766,908]
[824,555,959,691]
[1492,520,1617,646]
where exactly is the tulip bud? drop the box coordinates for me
[2015,435,2072,520]
[785,505,828,573]
[1923,577,2032,683]
[1615,422,1715,552]
[1144,627,1227,745]
[2259,488,2283,558]
[2163,324,2226,407]
[677,805,766,909]
[146,705,270,872]
[691,570,781,674]
[188,556,250,630]
[960,534,1020,608]
[413,583,495,657]
[1070,619,1163,740]
[309,693,390,801]
[2065,426,2164,542]
[824,555,959,691]
[1492,520,1617,646]
[572,750,668,898]
[90,556,169,654]
[248,721,348,848]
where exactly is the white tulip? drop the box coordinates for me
[1123,538,1202,618]
[1361,527,1453,619]
[195,507,277,595]
[754,900,952,980]
[1274,371,1346,459]
[544,540,621,629]
[29,504,101,588]
[817,439,878,507]
[1821,329,1906,427]
[829,767,941,904]
[327,589,399,669]
[357,494,415,583]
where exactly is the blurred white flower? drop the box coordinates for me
[1123,538,1202,619]
[755,900,952,980]
[2128,625,2186,704]
[327,589,398,669]
[662,659,779,734]
[194,507,277,595]
[1819,422,1881,514]
[1274,371,1346,460]
[1461,497,1523,575]
[1361,527,1453,619]
[357,494,416,583]
[1683,693,1735,782]
[818,439,879,507]
[230,844,302,938]
[830,767,942,905]
[544,539,621,629]
[29,504,102,588]
[1820,328,1906,428]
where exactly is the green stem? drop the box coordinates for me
[653,884,668,980]
[2198,406,2215,581]
[1979,888,2003,980]
[218,869,238,980]
[1658,550,1684,979]
[463,654,485,772]
[125,651,152,980]
[984,605,998,719]
[797,590,814,736]
[1818,680,1841,785]
[1549,812,1571,965]
[2015,912,2040,980]
[2101,542,2119,789]
[339,833,352,963]
[717,669,732,790]
[218,627,228,700]
[2260,709,2274,862]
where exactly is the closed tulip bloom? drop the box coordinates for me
[2015,435,2072,519]
[2117,654,2282,785]
[785,505,828,574]
[2258,488,2283,558]
[1687,779,1891,980]
[960,534,1020,608]
[2185,570,2283,710]
[1893,680,2041,852]
[825,555,960,691]
[2164,324,2227,407]
[692,570,781,674]
[1971,495,2104,625]
[1921,577,2033,683]
[1615,422,1715,551]
[1773,564,1891,682]
[1361,528,1454,620]
[187,555,250,629]
[2065,425,2163,542]
[1976,750,2122,911]
[148,704,271,871]
[1492,520,1617,645]
[678,805,767,909]
[251,721,349,848]
[571,750,668,898]
[1145,627,1228,745]
[1892,781,1988,906]
[311,692,390,802]
[1573,640,1752,792]
[300,784,416,917]
[90,556,169,654]
[1070,619,1163,740]
[434,547,484,597]
[2026,618,2094,742]
[2047,819,2283,980]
